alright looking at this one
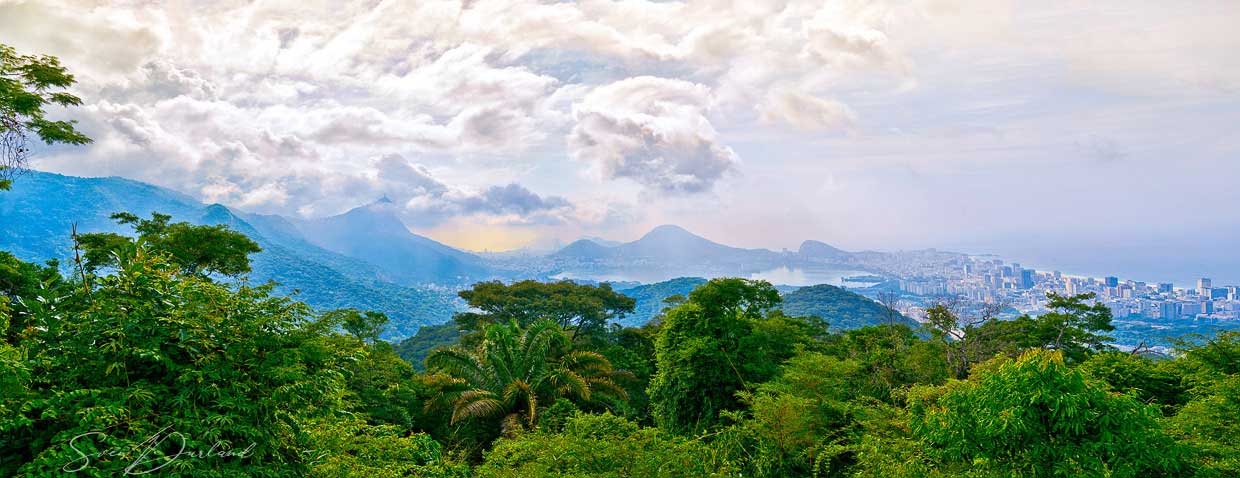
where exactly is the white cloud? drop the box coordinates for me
[5,0,908,206]
[759,88,858,131]
[568,77,739,194]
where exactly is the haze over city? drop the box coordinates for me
[3,0,1237,284]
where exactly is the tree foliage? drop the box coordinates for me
[454,280,635,342]
[77,212,262,278]
[2,248,356,477]
[649,278,798,435]
[0,44,91,190]
[909,349,1192,478]
[426,320,629,437]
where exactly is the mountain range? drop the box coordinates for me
[0,171,465,339]
[1,171,913,338]
[548,224,886,284]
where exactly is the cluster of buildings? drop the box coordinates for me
[895,257,1240,321]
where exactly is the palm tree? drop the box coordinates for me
[426,320,628,435]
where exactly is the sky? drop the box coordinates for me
[3,0,1238,285]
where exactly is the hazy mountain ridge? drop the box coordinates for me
[547,223,900,284]
[293,199,490,285]
[0,171,459,339]
[2,172,931,339]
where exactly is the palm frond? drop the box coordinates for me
[451,390,504,424]
[585,376,629,402]
[548,369,591,401]
[426,346,490,387]
[562,350,613,375]
[501,380,538,426]
[422,376,469,413]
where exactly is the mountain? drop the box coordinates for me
[553,239,616,260]
[616,277,708,327]
[615,225,777,264]
[779,284,919,330]
[0,171,204,260]
[294,199,489,285]
[0,171,459,339]
[798,240,851,262]
[550,225,785,283]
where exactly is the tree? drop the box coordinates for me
[1034,292,1114,362]
[1,248,360,477]
[1078,351,1187,414]
[648,278,784,434]
[454,280,635,342]
[1,44,91,191]
[719,351,869,478]
[588,322,661,423]
[326,308,389,344]
[77,212,261,278]
[395,322,464,371]
[426,320,629,437]
[909,350,1192,478]
[828,324,949,401]
[922,298,1007,379]
[0,251,67,340]
[1164,331,1240,475]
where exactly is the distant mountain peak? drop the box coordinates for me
[552,238,615,259]
[798,239,851,261]
[334,197,401,221]
[295,199,487,285]
[638,224,703,242]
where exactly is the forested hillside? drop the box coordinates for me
[616,277,707,326]
[780,284,919,330]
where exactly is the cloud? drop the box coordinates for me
[4,0,911,206]
[374,155,577,226]
[568,77,738,194]
[759,88,859,131]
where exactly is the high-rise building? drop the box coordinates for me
[1159,301,1180,320]
[1158,283,1174,294]
[1019,269,1034,289]
[1198,278,1212,297]
[1105,276,1119,287]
